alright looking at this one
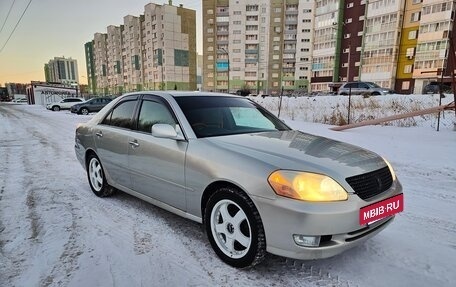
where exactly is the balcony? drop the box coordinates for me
[245,49,259,54]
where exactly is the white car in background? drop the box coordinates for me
[46,97,84,111]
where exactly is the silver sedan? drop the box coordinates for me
[75,91,403,268]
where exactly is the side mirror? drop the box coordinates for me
[151,124,185,140]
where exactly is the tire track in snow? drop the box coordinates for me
[0,105,85,286]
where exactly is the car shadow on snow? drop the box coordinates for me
[100,189,361,286]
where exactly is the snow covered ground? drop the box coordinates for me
[0,97,455,287]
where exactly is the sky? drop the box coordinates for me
[0,0,202,85]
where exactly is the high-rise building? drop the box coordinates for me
[85,41,96,94]
[44,57,79,85]
[86,2,196,95]
[202,0,313,95]
[412,0,455,94]
[360,0,404,88]
[395,0,422,94]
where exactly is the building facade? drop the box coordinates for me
[412,0,456,93]
[85,41,97,94]
[203,0,313,95]
[86,2,197,95]
[202,0,455,94]
[44,57,79,85]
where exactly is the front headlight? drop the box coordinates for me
[268,170,348,202]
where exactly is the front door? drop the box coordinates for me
[128,96,187,211]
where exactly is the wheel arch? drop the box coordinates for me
[84,148,98,169]
[201,180,256,224]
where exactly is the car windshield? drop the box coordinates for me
[366,82,381,88]
[175,96,290,138]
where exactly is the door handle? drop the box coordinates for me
[95,131,103,137]
[129,140,140,148]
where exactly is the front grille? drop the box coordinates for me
[346,166,393,200]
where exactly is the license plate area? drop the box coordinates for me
[359,194,404,226]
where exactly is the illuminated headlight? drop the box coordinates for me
[268,170,348,202]
[293,235,321,247]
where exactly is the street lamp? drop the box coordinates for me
[218,48,230,93]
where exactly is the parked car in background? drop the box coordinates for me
[46,97,84,111]
[14,98,28,103]
[338,82,394,96]
[70,97,112,115]
[75,91,403,268]
[422,82,452,94]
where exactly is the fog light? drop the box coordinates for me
[293,234,321,247]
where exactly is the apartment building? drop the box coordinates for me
[85,42,96,94]
[360,0,404,88]
[93,33,108,94]
[395,0,422,94]
[203,0,313,95]
[86,2,196,95]
[412,0,455,93]
[107,25,124,94]
[44,57,79,85]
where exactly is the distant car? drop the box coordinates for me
[15,98,28,103]
[70,97,112,115]
[46,97,84,111]
[338,82,394,96]
[75,91,403,268]
[422,82,452,94]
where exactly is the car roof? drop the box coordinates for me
[121,91,242,99]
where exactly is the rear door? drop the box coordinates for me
[94,96,139,189]
[90,98,103,112]
[128,95,188,211]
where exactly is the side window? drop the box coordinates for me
[137,100,176,133]
[102,100,137,129]
[359,83,369,89]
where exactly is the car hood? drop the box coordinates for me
[206,130,387,179]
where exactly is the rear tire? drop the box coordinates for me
[86,154,114,197]
[205,187,266,268]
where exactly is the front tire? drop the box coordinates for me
[81,108,89,115]
[87,154,114,197]
[52,106,60,111]
[205,187,266,268]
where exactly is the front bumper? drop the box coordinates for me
[253,181,402,260]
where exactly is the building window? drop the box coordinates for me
[406,48,415,58]
[410,12,420,22]
[402,81,410,90]
[207,9,213,14]
[246,5,258,12]
[408,30,417,40]
[404,65,413,74]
